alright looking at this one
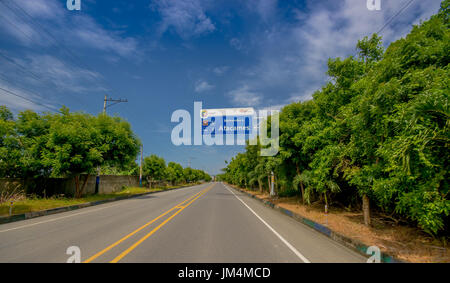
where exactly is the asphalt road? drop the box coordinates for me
[0,182,367,263]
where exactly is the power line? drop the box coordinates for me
[0,4,89,107]
[376,0,416,35]
[0,0,140,126]
[0,50,87,106]
[2,0,113,94]
[0,86,61,113]
[353,0,417,58]
[0,52,41,81]
[0,73,63,108]
[0,3,38,46]
[0,4,58,82]
[0,1,111,108]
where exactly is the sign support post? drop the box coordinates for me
[270,171,275,197]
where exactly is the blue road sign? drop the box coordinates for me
[201,108,255,137]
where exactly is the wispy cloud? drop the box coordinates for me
[71,16,138,57]
[289,0,442,99]
[213,66,229,76]
[227,0,442,111]
[0,0,141,111]
[0,0,139,57]
[0,50,104,110]
[0,79,57,112]
[195,80,214,93]
[151,0,215,39]
[24,54,105,93]
[246,0,278,22]
[227,85,262,107]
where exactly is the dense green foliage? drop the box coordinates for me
[220,3,449,235]
[142,154,211,186]
[0,106,211,194]
[0,107,141,197]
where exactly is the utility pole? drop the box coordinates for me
[139,144,143,187]
[103,95,107,113]
[103,95,128,114]
[97,95,127,192]
[187,156,196,168]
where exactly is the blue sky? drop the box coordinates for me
[0,0,443,175]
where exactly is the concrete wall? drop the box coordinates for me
[63,175,139,195]
[0,175,139,197]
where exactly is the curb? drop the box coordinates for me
[229,185,404,263]
[0,184,199,225]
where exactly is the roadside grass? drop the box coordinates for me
[0,183,196,217]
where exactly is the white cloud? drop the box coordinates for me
[17,0,63,20]
[24,54,105,93]
[246,0,278,22]
[0,0,139,57]
[0,80,56,112]
[72,16,138,57]
[195,80,214,93]
[231,0,442,107]
[0,51,105,110]
[213,66,229,76]
[0,0,142,110]
[0,0,56,46]
[152,0,215,39]
[290,0,441,97]
[227,85,262,106]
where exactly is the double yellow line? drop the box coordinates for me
[84,184,214,263]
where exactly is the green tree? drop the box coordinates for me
[168,162,185,184]
[143,154,166,187]
[182,167,195,183]
[0,106,22,178]
[222,2,449,235]
[41,110,140,197]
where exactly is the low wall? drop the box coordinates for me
[0,175,139,197]
[63,175,139,195]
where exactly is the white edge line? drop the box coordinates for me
[0,202,123,233]
[0,183,209,233]
[225,184,311,263]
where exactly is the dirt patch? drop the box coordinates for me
[233,186,449,263]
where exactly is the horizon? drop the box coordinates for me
[0,0,443,175]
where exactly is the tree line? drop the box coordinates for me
[141,154,211,187]
[0,106,210,197]
[218,1,449,236]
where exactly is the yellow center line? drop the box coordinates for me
[83,185,212,263]
[109,184,213,263]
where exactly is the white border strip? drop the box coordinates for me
[225,184,311,263]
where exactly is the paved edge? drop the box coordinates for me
[227,184,405,263]
[0,183,204,225]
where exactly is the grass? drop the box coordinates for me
[0,184,194,217]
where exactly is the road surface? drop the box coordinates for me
[0,182,367,263]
